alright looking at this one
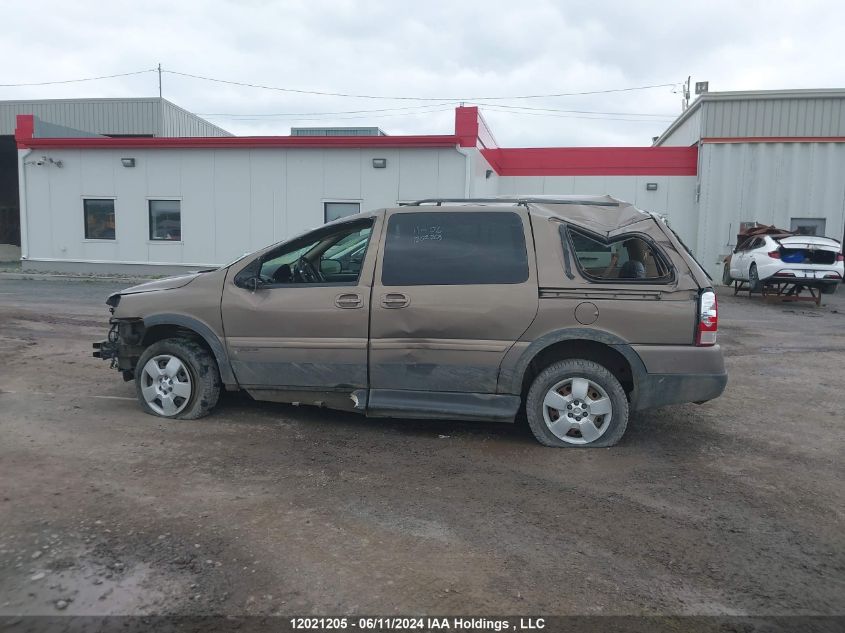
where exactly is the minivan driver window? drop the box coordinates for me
[235,220,373,287]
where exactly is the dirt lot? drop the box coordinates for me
[0,278,843,617]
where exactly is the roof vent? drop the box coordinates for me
[290,127,387,137]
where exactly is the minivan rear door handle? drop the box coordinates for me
[380,293,410,309]
[335,293,363,309]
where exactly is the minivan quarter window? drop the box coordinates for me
[566,227,671,282]
[381,211,529,286]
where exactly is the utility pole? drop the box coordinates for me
[157,63,162,98]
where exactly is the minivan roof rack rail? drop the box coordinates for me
[402,197,620,207]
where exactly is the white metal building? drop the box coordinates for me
[0,98,229,259]
[654,88,845,276]
[10,89,845,279]
[12,105,697,273]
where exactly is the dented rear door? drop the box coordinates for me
[368,208,539,394]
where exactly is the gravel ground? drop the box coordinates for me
[0,279,843,617]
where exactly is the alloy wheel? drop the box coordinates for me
[140,354,193,416]
[542,377,613,445]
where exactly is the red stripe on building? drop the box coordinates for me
[15,111,699,176]
[482,146,698,176]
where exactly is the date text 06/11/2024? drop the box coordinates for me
[289,617,546,631]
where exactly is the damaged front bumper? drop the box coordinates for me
[92,319,145,381]
[92,321,120,364]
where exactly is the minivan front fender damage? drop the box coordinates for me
[95,314,238,387]
[142,314,237,387]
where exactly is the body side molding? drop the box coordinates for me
[367,389,520,423]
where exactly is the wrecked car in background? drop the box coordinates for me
[723,224,843,294]
[94,196,727,448]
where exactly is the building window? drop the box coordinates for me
[149,200,181,241]
[324,202,360,223]
[790,218,826,236]
[83,199,116,240]
[381,211,529,286]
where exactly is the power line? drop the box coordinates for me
[470,103,676,118]
[0,69,156,87]
[0,66,680,123]
[203,107,457,122]
[199,102,675,119]
[0,65,681,108]
[478,105,675,123]
[164,69,680,101]
[197,103,456,117]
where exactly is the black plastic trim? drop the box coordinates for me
[142,314,237,387]
[634,372,727,410]
[367,389,520,422]
[502,327,649,397]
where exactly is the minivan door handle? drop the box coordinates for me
[335,293,363,309]
[380,293,410,309]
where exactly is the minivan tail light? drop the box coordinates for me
[767,250,781,259]
[696,290,718,346]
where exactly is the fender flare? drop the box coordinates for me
[142,313,237,387]
[502,327,648,397]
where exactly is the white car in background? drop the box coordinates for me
[726,234,843,294]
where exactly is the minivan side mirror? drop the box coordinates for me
[244,276,264,292]
[320,259,342,275]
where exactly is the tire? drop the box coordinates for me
[526,359,629,448]
[821,282,839,295]
[722,263,733,286]
[135,338,221,420]
[748,263,761,292]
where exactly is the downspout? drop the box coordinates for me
[455,145,472,197]
[17,148,32,261]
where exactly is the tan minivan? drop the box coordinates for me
[94,196,726,447]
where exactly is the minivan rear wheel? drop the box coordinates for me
[135,338,220,420]
[526,359,628,448]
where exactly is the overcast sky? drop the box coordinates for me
[1,0,842,146]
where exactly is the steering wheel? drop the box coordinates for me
[294,257,323,283]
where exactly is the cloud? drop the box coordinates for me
[0,0,842,146]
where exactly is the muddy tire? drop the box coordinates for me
[749,263,762,293]
[526,359,628,448]
[820,283,839,295]
[135,338,220,420]
[722,263,733,286]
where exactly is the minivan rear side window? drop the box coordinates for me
[382,211,529,286]
[566,228,671,282]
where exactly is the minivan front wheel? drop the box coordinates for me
[135,338,220,419]
[526,359,628,447]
